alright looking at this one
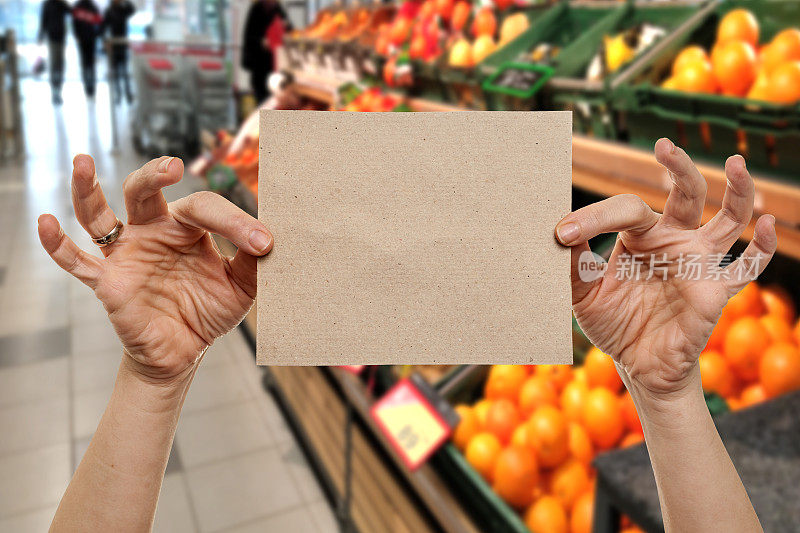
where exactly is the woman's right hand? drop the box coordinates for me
[555,138,777,402]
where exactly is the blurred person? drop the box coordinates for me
[41,140,769,532]
[241,0,292,103]
[72,0,102,98]
[38,0,71,104]
[102,0,136,104]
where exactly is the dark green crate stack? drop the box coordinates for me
[477,1,622,111]
[615,0,800,181]
[545,0,705,138]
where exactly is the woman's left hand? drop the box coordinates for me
[38,155,273,382]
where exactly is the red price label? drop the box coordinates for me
[370,379,451,471]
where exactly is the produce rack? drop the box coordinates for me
[194,1,800,530]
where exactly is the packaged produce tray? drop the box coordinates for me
[614,0,800,181]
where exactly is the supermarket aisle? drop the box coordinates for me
[0,79,335,533]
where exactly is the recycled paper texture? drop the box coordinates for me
[258,111,572,365]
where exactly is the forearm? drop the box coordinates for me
[50,354,196,532]
[629,368,762,533]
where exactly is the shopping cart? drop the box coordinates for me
[130,42,193,156]
[184,48,233,139]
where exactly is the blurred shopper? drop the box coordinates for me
[72,0,102,98]
[241,0,292,103]
[38,0,71,104]
[102,0,135,104]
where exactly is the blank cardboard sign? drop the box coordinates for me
[257,111,572,366]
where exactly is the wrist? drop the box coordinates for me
[625,366,707,431]
[119,350,198,398]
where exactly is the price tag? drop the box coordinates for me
[371,377,454,471]
[482,62,554,100]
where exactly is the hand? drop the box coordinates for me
[38,155,273,382]
[556,139,777,400]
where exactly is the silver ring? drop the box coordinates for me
[92,219,124,247]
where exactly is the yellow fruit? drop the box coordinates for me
[472,35,497,64]
[499,13,529,46]
[672,46,709,76]
[604,33,634,72]
[449,38,474,67]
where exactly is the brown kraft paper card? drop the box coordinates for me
[257,110,572,365]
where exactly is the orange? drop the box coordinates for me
[526,405,570,468]
[472,35,497,64]
[536,365,574,392]
[511,423,534,449]
[739,383,767,408]
[725,282,764,319]
[760,314,794,343]
[519,375,559,417]
[550,459,590,511]
[795,318,800,346]
[712,40,757,97]
[568,423,594,467]
[465,432,502,481]
[389,16,413,46]
[621,527,645,533]
[761,29,800,74]
[434,0,453,20]
[767,61,800,104]
[451,1,470,33]
[570,491,594,533]
[619,391,643,435]
[453,405,480,451]
[485,365,528,402]
[672,46,710,76]
[747,69,771,101]
[620,432,645,448]
[699,350,738,398]
[448,37,473,67]
[474,399,492,429]
[524,495,568,533]
[759,342,800,398]
[561,380,589,423]
[582,388,624,450]
[493,446,539,509]
[573,367,588,385]
[706,308,735,350]
[471,7,497,39]
[485,398,520,445]
[716,9,759,47]
[724,316,770,381]
[761,285,796,323]
[661,76,679,90]
[583,347,623,393]
[499,12,530,46]
[409,34,427,60]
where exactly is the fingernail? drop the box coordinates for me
[158,157,174,173]
[556,222,580,244]
[666,139,676,154]
[249,230,272,253]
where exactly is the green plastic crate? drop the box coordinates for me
[615,0,800,181]
[477,1,624,110]
[546,0,707,138]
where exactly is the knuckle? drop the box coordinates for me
[185,190,215,211]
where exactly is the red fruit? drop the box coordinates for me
[451,2,471,32]
[494,0,513,11]
[435,0,454,20]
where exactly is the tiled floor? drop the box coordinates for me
[0,79,335,532]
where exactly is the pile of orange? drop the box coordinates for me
[453,281,797,532]
[454,351,646,533]
[702,282,800,409]
[662,9,800,105]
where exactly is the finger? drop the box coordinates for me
[71,154,120,249]
[170,191,273,256]
[724,215,777,294]
[654,138,707,229]
[229,249,258,299]
[555,194,659,246]
[37,214,104,288]
[702,155,754,250]
[123,156,183,224]
[568,241,603,304]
